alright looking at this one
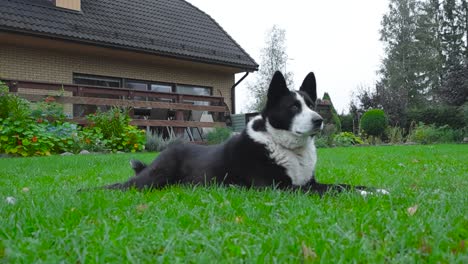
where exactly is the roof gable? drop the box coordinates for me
[0,0,258,71]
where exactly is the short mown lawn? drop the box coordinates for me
[1,144,467,263]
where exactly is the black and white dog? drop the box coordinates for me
[101,71,387,195]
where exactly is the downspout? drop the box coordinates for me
[231,72,249,114]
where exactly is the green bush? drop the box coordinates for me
[0,81,31,120]
[333,132,364,147]
[331,113,342,132]
[84,108,146,152]
[320,124,338,146]
[0,117,80,156]
[0,118,52,156]
[360,109,388,137]
[314,136,329,148]
[31,97,67,123]
[0,87,146,155]
[408,123,463,144]
[407,105,465,129]
[206,127,232,145]
[385,126,406,144]
[339,114,354,133]
[145,131,184,152]
[461,103,468,131]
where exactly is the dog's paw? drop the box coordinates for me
[376,189,390,195]
[358,188,390,197]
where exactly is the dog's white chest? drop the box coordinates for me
[246,116,318,186]
[266,139,317,186]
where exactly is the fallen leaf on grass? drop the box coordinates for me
[301,242,318,262]
[419,240,432,255]
[235,216,244,224]
[22,187,30,192]
[407,205,419,216]
[451,240,466,255]
[136,204,149,213]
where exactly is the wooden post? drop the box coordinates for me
[8,81,18,93]
[128,90,135,118]
[175,94,185,136]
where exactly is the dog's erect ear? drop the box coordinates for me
[265,71,289,110]
[300,72,317,103]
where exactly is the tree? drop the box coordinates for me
[248,25,293,112]
[438,59,468,106]
[322,92,341,131]
[463,0,468,56]
[441,0,466,69]
[414,0,444,95]
[377,0,446,126]
[378,0,419,126]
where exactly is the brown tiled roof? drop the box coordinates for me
[0,0,258,71]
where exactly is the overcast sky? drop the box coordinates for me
[186,0,390,114]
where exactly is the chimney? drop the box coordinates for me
[55,0,81,11]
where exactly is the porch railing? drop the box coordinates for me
[4,80,228,139]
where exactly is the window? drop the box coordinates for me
[73,74,121,88]
[176,85,211,106]
[73,74,123,117]
[176,85,211,96]
[125,81,148,91]
[151,84,172,93]
[73,73,213,110]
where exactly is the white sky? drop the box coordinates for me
[186,0,390,114]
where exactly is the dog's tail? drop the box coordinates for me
[77,159,148,192]
[130,159,147,174]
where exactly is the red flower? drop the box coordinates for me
[17,140,22,146]
[44,96,56,103]
[37,118,43,123]
[32,136,38,143]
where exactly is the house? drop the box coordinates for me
[0,0,258,129]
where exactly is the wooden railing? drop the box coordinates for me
[4,80,228,130]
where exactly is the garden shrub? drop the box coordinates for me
[84,107,145,152]
[0,118,52,156]
[314,135,329,148]
[331,113,342,132]
[0,85,146,155]
[206,127,232,145]
[321,123,338,146]
[360,109,388,137]
[407,105,465,129]
[31,96,67,123]
[385,126,406,144]
[339,114,354,132]
[461,103,468,132]
[0,81,31,120]
[0,117,81,156]
[145,131,184,152]
[408,123,463,144]
[333,132,363,147]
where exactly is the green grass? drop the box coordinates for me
[0,144,467,263]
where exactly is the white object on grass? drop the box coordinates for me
[5,196,16,205]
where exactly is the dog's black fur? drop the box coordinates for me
[98,71,377,195]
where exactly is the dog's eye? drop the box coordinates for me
[290,105,299,112]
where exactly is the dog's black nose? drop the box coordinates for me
[313,118,323,128]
